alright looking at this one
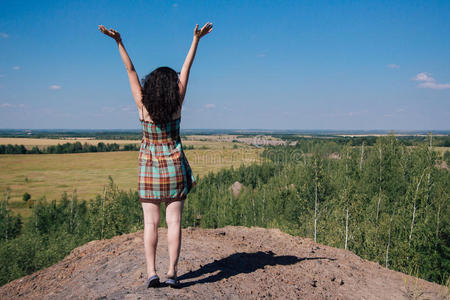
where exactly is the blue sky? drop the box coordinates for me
[0,0,449,130]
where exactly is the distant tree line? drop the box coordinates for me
[273,134,450,147]
[0,130,142,140]
[0,135,448,286]
[0,142,140,154]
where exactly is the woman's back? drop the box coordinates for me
[139,104,181,124]
[138,104,195,202]
[140,115,182,149]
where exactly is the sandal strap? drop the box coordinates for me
[165,277,180,284]
[148,274,159,281]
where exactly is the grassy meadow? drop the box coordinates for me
[0,138,262,220]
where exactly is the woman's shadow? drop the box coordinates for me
[175,250,336,288]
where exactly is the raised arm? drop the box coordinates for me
[179,22,213,105]
[98,25,143,109]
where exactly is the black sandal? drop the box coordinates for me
[146,274,160,288]
[164,275,181,288]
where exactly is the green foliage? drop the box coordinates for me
[0,135,448,287]
[22,192,31,202]
[246,135,448,283]
[0,194,23,242]
[0,177,143,286]
[444,150,450,165]
[0,142,136,155]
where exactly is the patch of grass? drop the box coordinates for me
[56,184,70,188]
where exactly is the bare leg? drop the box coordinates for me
[142,202,161,278]
[165,199,184,277]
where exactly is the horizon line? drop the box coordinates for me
[0,128,449,133]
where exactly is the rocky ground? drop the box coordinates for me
[0,226,447,299]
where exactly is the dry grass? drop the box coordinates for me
[432,146,450,157]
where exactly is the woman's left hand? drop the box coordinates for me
[98,25,122,42]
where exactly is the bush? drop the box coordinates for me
[22,192,31,202]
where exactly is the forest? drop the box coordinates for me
[0,141,139,154]
[0,134,448,287]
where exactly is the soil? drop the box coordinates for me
[0,226,447,299]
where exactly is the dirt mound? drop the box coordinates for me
[0,226,447,299]
[230,181,244,197]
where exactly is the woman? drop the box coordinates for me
[98,22,213,288]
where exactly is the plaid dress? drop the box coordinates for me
[138,116,196,203]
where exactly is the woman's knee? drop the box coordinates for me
[142,202,161,227]
[166,216,182,227]
[165,209,182,226]
[165,200,184,226]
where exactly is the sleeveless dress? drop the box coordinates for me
[138,106,196,203]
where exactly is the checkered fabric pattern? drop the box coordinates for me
[138,117,196,203]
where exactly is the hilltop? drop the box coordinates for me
[0,226,447,299]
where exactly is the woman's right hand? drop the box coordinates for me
[98,25,122,42]
[193,22,213,40]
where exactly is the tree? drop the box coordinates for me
[22,192,31,202]
[0,188,23,241]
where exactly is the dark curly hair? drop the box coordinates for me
[140,66,181,124]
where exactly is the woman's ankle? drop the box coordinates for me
[167,268,177,277]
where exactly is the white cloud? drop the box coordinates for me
[121,105,134,111]
[257,53,266,58]
[320,109,369,117]
[12,66,20,70]
[418,82,450,89]
[101,106,115,113]
[0,32,8,38]
[413,72,450,89]
[382,108,405,118]
[414,72,433,82]
[347,109,368,116]
[49,85,61,90]
[204,103,216,109]
[172,3,178,7]
[97,105,136,114]
[387,64,400,69]
[0,103,25,108]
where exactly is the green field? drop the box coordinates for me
[0,144,262,219]
[1,135,447,220]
